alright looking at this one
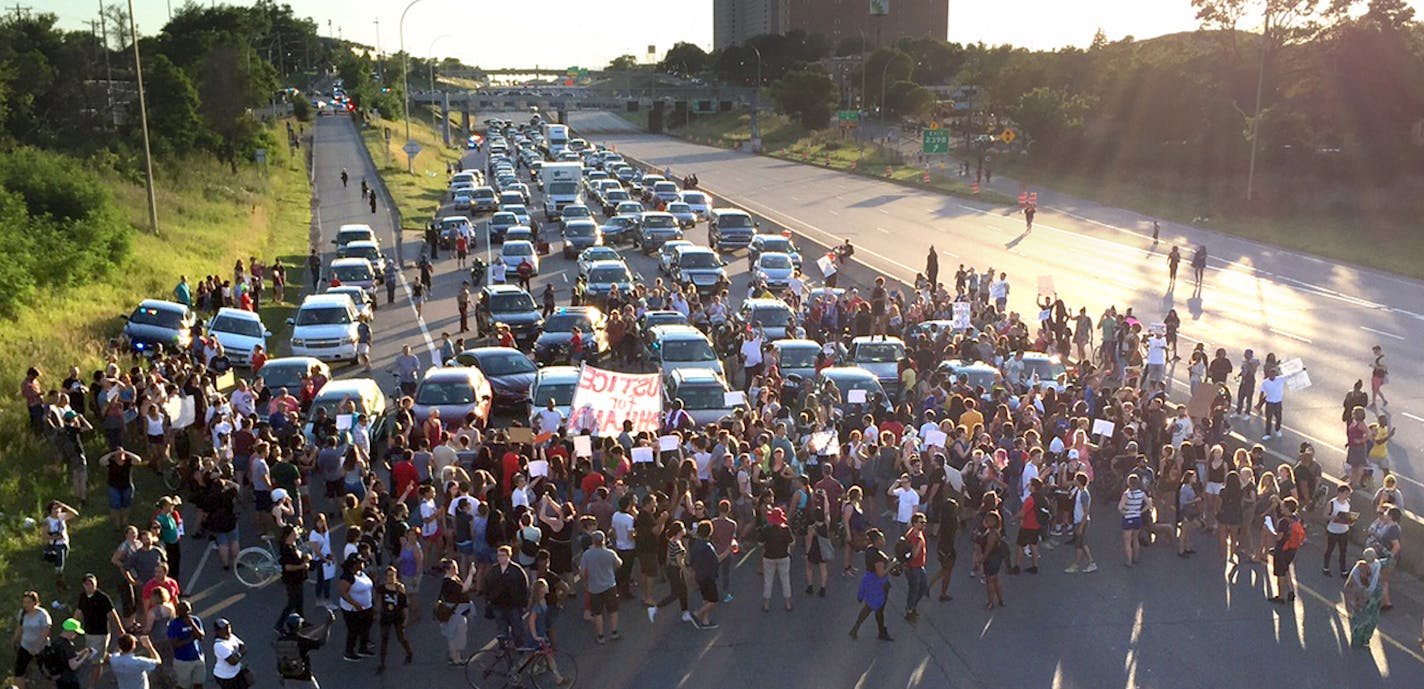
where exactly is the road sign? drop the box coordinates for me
[922,129,950,154]
[1000,128,1016,144]
[402,140,422,158]
[837,110,860,123]
[253,148,267,165]
[929,120,940,130]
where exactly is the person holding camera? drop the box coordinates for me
[274,608,334,689]
[275,525,312,633]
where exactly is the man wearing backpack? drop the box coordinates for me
[1269,497,1305,604]
[1009,478,1049,574]
[275,610,335,689]
[44,618,95,689]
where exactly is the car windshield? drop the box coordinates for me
[826,377,882,398]
[778,346,817,369]
[583,248,619,261]
[751,307,790,327]
[473,189,495,199]
[563,207,591,219]
[211,315,264,337]
[440,219,468,231]
[617,203,644,215]
[683,193,707,204]
[332,264,372,281]
[565,223,595,237]
[668,203,692,214]
[489,293,536,312]
[504,244,533,257]
[505,206,528,216]
[589,266,630,283]
[718,215,752,228]
[855,343,905,364]
[129,306,184,329]
[760,238,791,253]
[604,218,634,231]
[531,382,576,407]
[309,396,368,420]
[654,183,678,193]
[674,384,729,411]
[416,380,476,405]
[645,314,687,328]
[1024,359,1067,383]
[662,338,716,362]
[492,214,516,225]
[547,181,577,195]
[643,215,675,229]
[544,314,594,332]
[679,253,720,269]
[759,254,793,269]
[337,230,372,245]
[956,369,998,390]
[259,363,306,389]
[296,306,350,326]
[606,191,629,201]
[474,352,536,376]
[341,246,377,260]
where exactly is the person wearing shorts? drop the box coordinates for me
[1119,475,1149,567]
[688,521,720,629]
[578,531,622,644]
[1065,473,1097,573]
[167,600,205,689]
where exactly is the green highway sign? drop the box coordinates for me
[922,129,950,154]
[837,110,860,123]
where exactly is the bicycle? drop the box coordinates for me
[233,536,282,588]
[465,635,576,689]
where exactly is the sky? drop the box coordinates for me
[41,0,1419,69]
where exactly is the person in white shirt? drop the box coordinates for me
[210,618,245,688]
[989,273,1009,311]
[229,383,256,419]
[533,399,564,436]
[739,328,765,390]
[1169,406,1194,450]
[1145,333,1168,388]
[1255,370,1286,440]
[490,258,507,285]
[1020,455,1041,502]
[888,474,922,541]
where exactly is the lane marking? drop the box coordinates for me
[184,541,213,593]
[878,208,890,215]
[1402,412,1424,424]
[828,210,840,216]
[1360,326,1405,341]
[1268,327,1312,344]
[875,227,890,234]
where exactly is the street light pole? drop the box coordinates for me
[126,0,158,233]
[399,0,427,173]
[1245,8,1271,203]
[749,46,762,152]
[880,57,893,120]
[428,34,454,141]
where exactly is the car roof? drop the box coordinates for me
[1022,351,1060,361]
[420,366,486,383]
[213,307,262,320]
[944,359,999,372]
[773,338,820,351]
[745,297,790,309]
[756,251,793,261]
[661,240,693,251]
[482,285,531,296]
[670,367,726,385]
[565,218,598,228]
[262,356,325,370]
[711,208,750,217]
[337,224,374,233]
[313,378,380,399]
[344,240,379,249]
[300,293,355,308]
[819,366,878,381]
[330,257,372,267]
[675,244,716,256]
[650,324,707,340]
[642,309,684,318]
[534,365,582,384]
[641,211,675,219]
[586,260,627,271]
[459,345,525,358]
[137,298,188,312]
[852,335,905,345]
[502,240,534,250]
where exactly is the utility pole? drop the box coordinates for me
[373,19,382,79]
[400,0,429,174]
[126,0,158,233]
[97,0,116,126]
[1245,9,1271,203]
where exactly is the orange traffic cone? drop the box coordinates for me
[1018,192,1027,207]
[973,182,981,195]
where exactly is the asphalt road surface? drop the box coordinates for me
[159,113,1424,689]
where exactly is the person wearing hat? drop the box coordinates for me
[274,608,335,688]
[1344,547,1385,647]
[210,618,248,689]
[760,507,795,612]
[275,525,312,633]
[51,617,96,689]
[336,553,375,662]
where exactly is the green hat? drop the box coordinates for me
[62,618,85,635]
[63,410,78,420]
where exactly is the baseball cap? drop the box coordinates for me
[270,488,289,502]
[214,618,231,630]
[1068,449,1080,460]
[62,618,85,635]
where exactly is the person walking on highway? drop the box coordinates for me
[1255,367,1286,441]
[368,193,377,215]
[925,246,938,288]
[1167,246,1180,289]
[340,168,348,188]
[360,178,368,197]
[849,528,893,640]
[308,249,321,290]
[456,282,471,334]
[393,345,420,397]
[1235,349,1259,417]
[356,316,372,373]
[1024,204,1036,231]
[1369,345,1389,408]
[383,263,398,304]
[1191,245,1207,294]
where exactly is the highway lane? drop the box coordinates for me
[571,117,1424,512]
[181,110,1424,689]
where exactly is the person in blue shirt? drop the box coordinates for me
[173,276,192,307]
[165,601,205,689]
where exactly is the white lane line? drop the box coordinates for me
[185,541,212,594]
[1360,326,1405,341]
[1268,327,1312,344]
[397,270,439,361]
[875,227,890,234]
[828,210,840,216]
[1402,412,1424,423]
[878,209,890,215]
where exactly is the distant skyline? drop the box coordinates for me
[43,0,1420,69]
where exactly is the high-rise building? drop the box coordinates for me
[786,0,948,48]
[713,0,791,49]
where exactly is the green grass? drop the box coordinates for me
[0,121,311,676]
[359,110,468,243]
[661,111,1015,206]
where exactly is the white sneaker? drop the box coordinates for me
[1083,563,1099,573]
[1274,431,1283,439]
[647,606,657,623]
[680,611,693,623]
[1064,564,1080,573]
[1261,435,1272,442]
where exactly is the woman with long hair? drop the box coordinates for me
[1216,472,1245,562]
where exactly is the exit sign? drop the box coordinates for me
[922,129,950,154]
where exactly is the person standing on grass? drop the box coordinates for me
[109,634,160,689]
[44,499,80,591]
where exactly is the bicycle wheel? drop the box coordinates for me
[526,650,577,689]
[465,649,519,689]
[233,547,278,588]
[161,463,183,491]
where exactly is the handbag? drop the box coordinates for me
[433,599,454,622]
[816,535,835,563]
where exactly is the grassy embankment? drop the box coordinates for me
[358,110,469,245]
[0,120,311,673]
[645,110,1016,205]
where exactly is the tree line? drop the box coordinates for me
[655,0,1424,209]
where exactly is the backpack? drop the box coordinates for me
[274,636,307,679]
[37,642,67,679]
[1031,494,1052,527]
[1282,517,1306,551]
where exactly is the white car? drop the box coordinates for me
[503,204,532,227]
[287,294,361,363]
[206,308,270,366]
[680,191,711,219]
[658,240,695,276]
[577,246,624,277]
[501,240,540,275]
[752,252,796,288]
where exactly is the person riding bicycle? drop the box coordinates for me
[274,610,335,689]
[524,578,571,686]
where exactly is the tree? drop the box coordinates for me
[770,69,837,129]
[1011,86,1095,155]
[142,53,204,156]
[607,54,638,71]
[659,42,708,76]
[885,80,935,119]
[861,48,914,109]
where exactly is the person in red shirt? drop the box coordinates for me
[1010,477,1046,574]
[421,412,444,450]
[501,444,524,497]
[579,462,606,505]
[391,449,419,503]
[141,561,180,612]
[902,513,929,620]
[250,344,267,373]
[497,324,516,349]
